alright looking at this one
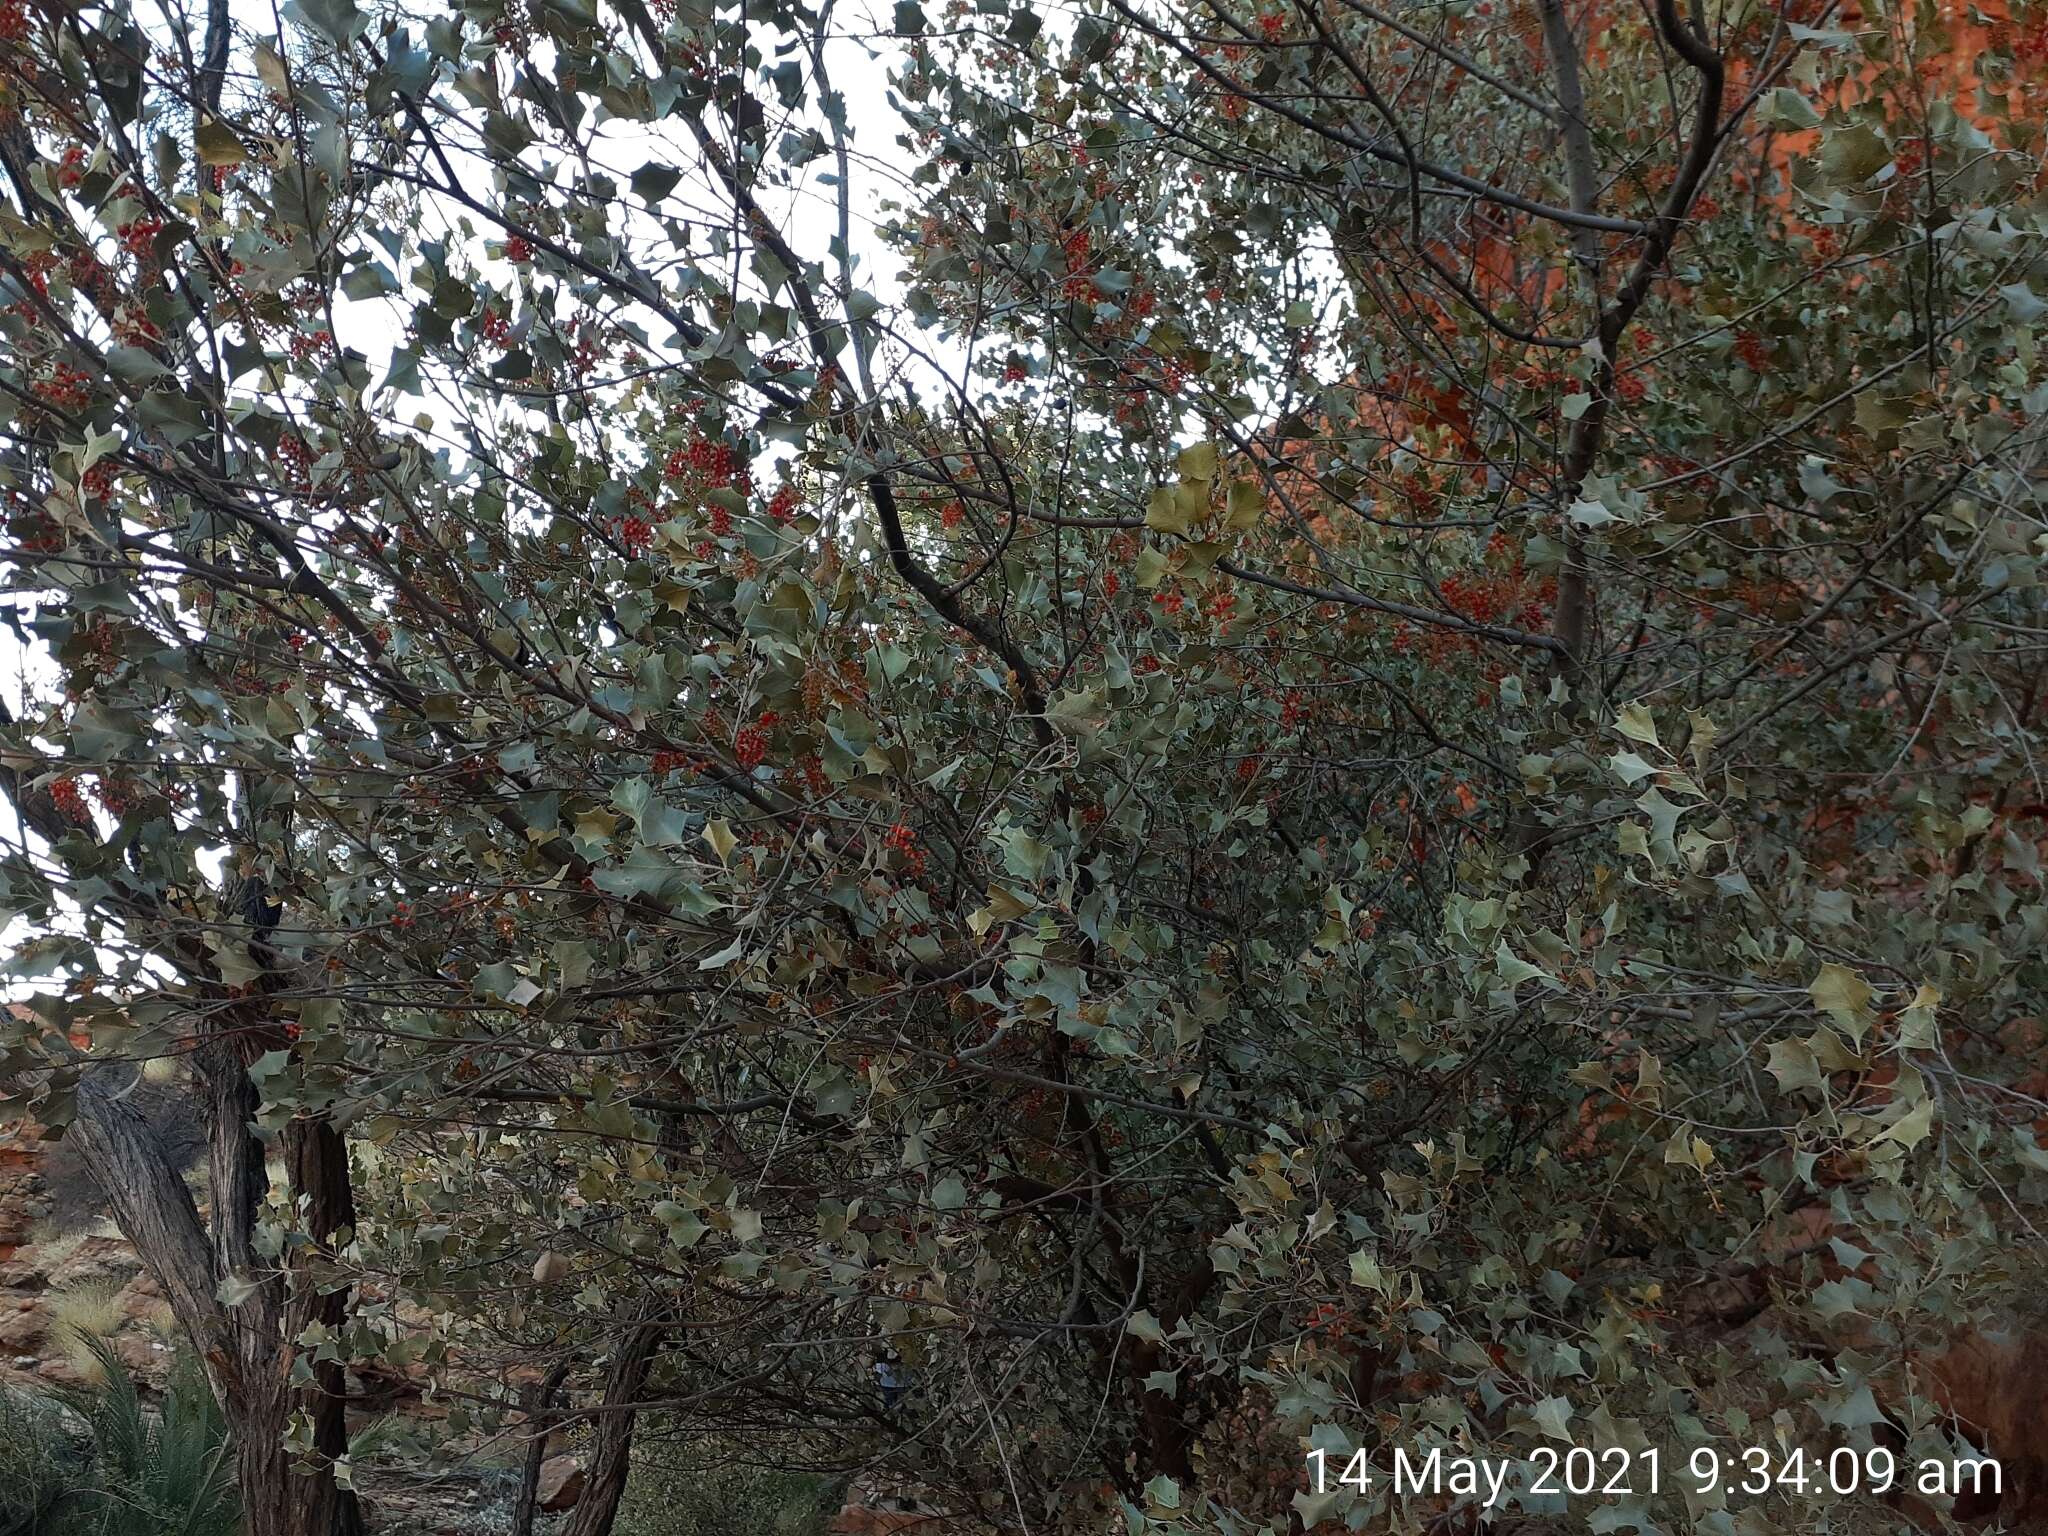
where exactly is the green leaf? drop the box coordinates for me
[196,119,247,166]
[1809,962,1872,1028]
[1876,1097,1933,1150]
[1766,1038,1823,1095]
[703,818,737,865]
[631,162,682,204]
[285,0,364,45]
[106,347,168,382]
[1760,88,1821,129]
[1615,702,1660,748]
[216,1272,266,1307]
[1530,1396,1573,1441]
[1492,939,1557,992]
[1226,478,1261,530]
[1819,122,1890,185]
[1045,686,1109,737]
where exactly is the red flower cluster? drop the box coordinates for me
[1438,569,1525,626]
[49,778,89,823]
[884,821,926,875]
[735,711,778,770]
[664,434,742,488]
[117,216,163,259]
[92,777,139,817]
[278,435,313,490]
[34,362,92,412]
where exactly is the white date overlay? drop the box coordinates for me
[1308,1444,2002,1508]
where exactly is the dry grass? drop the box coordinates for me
[136,1298,177,1340]
[48,1279,128,1385]
[24,1215,120,1272]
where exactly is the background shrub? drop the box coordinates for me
[615,1439,844,1536]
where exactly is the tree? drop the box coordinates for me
[4,0,2048,1531]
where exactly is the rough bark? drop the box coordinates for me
[562,1305,668,1536]
[68,1065,240,1401]
[68,1046,366,1536]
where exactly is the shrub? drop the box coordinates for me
[0,1334,241,1536]
[0,1380,81,1536]
[49,1333,238,1536]
[615,1441,844,1536]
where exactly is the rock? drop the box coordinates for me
[113,1332,165,1380]
[118,1271,168,1325]
[0,1302,45,1351]
[48,1235,140,1288]
[536,1454,585,1511]
[36,1353,92,1388]
[0,1259,46,1291]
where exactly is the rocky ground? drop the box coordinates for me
[0,1114,179,1392]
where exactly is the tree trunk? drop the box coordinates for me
[69,1054,366,1536]
[563,1304,667,1536]
[511,1362,571,1536]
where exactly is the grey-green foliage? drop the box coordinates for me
[0,1379,78,1536]
[616,1442,845,1536]
[0,1334,239,1536]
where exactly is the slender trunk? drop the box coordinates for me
[563,1305,667,1536]
[512,1362,571,1536]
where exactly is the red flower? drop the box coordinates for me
[49,778,89,824]
[735,722,769,769]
